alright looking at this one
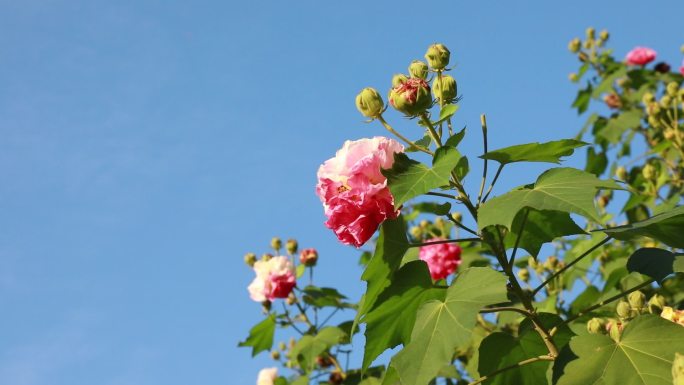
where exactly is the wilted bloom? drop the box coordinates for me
[316,137,404,247]
[654,62,671,73]
[419,238,462,280]
[257,367,278,385]
[388,77,432,116]
[299,248,318,266]
[661,306,684,326]
[248,256,296,302]
[625,46,656,66]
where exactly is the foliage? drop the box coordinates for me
[240,31,684,385]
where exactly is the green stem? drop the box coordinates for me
[477,114,489,205]
[479,306,532,317]
[532,236,612,296]
[408,237,481,248]
[481,163,504,203]
[509,208,530,266]
[377,115,433,155]
[446,213,479,237]
[419,113,443,147]
[468,355,554,385]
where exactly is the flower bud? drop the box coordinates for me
[599,29,609,41]
[286,239,298,255]
[568,72,579,82]
[642,164,656,180]
[667,82,680,97]
[517,268,530,282]
[424,43,451,70]
[432,75,457,104]
[681,44,684,54]
[587,317,607,334]
[628,291,646,310]
[585,27,596,40]
[271,237,282,251]
[420,220,430,228]
[648,294,666,314]
[661,306,676,321]
[616,166,628,181]
[664,129,677,141]
[642,92,656,104]
[528,256,538,269]
[299,248,318,267]
[647,102,661,116]
[244,252,257,267]
[409,226,422,239]
[583,40,593,50]
[262,253,273,262]
[616,300,632,319]
[278,341,287,351]
[388,78,432,116]
[408,60,429,79]
[544,256,558,271]
[271,350,281,360]
[286,292,297,305]
[603,93,621,109]
[648,116,660,128]
[329,371,345,385]
[568,38,581,53]
[451,212,463,222]
[355,87,385,119]
[661,95,673,108]
[392,73,409,87]
[673,353,684,385]
[608,321,623,341]
[262,300,272,313]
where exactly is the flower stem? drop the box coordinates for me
[377,115,433,155]
[408,237,481,248]
[419,113,443,147]
[477,114,489,206]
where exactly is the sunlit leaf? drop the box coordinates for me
[238,314,276,357]
[481,139,587,165]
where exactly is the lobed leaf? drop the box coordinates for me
[600,205,684,249]
[238,314,276,357]
[481,139,587,165]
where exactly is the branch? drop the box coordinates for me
[479,306,532,317]
[446,213,479,237]
[508,208,530,266]
[477,114,489,205]
[532,236,612,295]
[425,191,457,199]
[481,163,504,203]
[408,237,481,248]
[468,355,554,385]
[377,115,433,155]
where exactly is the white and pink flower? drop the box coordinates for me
[247,256,296,302]
[419,238,462,280]
[625,46,656,66]
[257,367,278,385]
[316,137,404,247]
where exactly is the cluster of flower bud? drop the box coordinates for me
[567,27,610,72]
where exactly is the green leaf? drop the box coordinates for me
[407,135,432,153]
[291,327,347,372]
[445,127,466,147]
[383,147,461,208]
[238,314,276,357]
[572,85,592,114]
[296,264,306,279]
[479,314,574,385]
[481,139,587,165]
[363,261,446,370]
[454,155,469,180]
[291,376,309,385]
[591,67,627,98]
[301,286,354,309]
[355,217,409,331]
[598,109,642,143]
[569,285,601,315]
[626,248,684,283]
[600,205,684,249]
[557,315,684,385]
[585,147,607,176]
[411,202,452,216]
[504,209,586,257]
[389,267,508,385]
[478,168,620,231]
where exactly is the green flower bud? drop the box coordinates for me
[664,129,677,141]
[627,291,646,310]
[388,78,432,116]
[648,116,660,128]
[528,256,538,269]
[642,92,656,104]
[244,252,257,267]
[673,353,684,385]
[583,39,593,50]
[585,27,596,40]
[616,300,632,319]
[408,60,429,79]
[517,268,530,283]
[543,256,558,271]
[271,237,282,251]
[642,163,656,180]
[262,253,273,262]
[286,239,298,255]
[451,212,463,223]
[410,226,422,239]
[647,294,667,314]
[424,43,451,70]
[661,95,673,108]
[278,341,287,351]
[568,38,581,53]
[667,82,680,97]
[432,75,458,104]
[568,72,579,82]
[392,73,409,87]
[616,166,628,181]
[587,317,607,334]
[608,321,623,341]
[681,44,684,54]
[419,220,430,228]
[355,87,385,119]
[599,29,610,41]
[271,350,281,360]
[647,102,661,116]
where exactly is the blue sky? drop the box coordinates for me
[0,1,682,384]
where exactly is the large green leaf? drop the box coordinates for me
[238,314,276,357]
[504,209,586,257]
[389,267,508,385]
[600,205,684,249]
[291,326,347,372]
[363,261,446,370]
[598,109,642,143]
[383,147,461,208]
[557,315,684,385]
[301,286,355,309]
[626,248,684,283]
[479,168,620,231]
[479,314,574,385]
[481,139,587,165]
[355,217,409,329]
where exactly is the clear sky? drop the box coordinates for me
[0,1,682,384]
